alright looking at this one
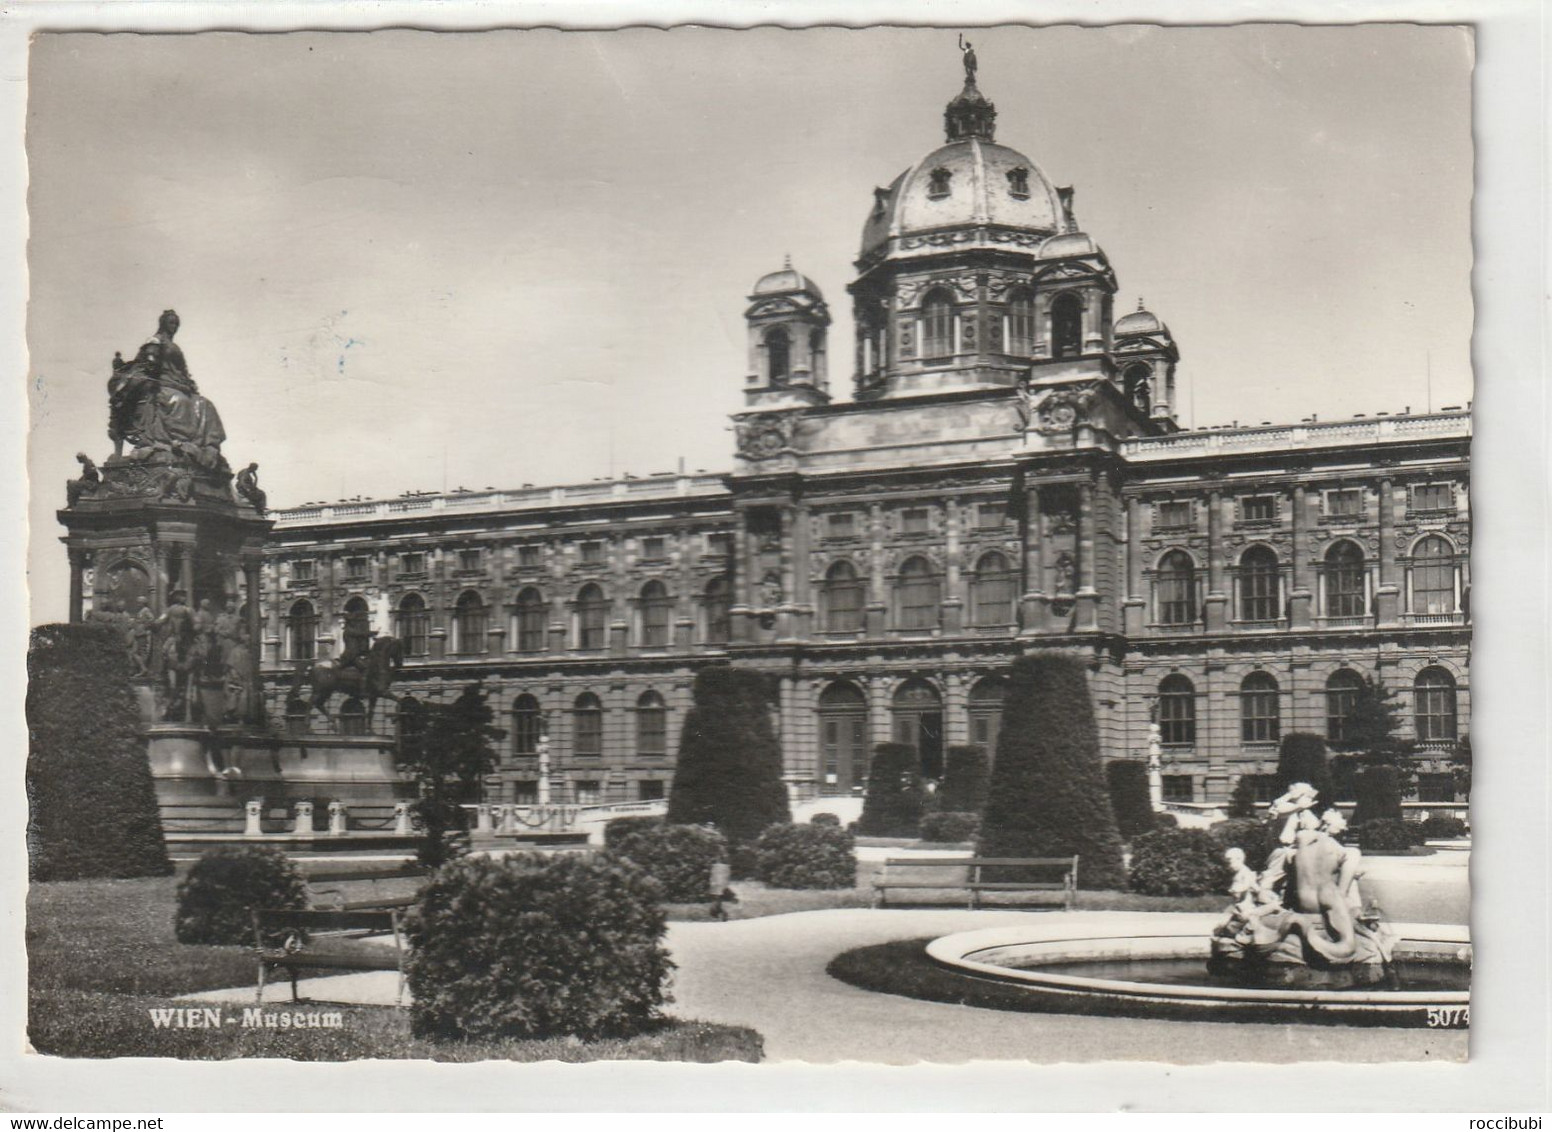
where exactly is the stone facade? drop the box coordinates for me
[258,65,1470,807]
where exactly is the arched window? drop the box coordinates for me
[896,556,941,631]
[395,593,428,657]
[1240,672,1280,744]
[818,681,869,794]
[1238,546,1280,623]
[1124,363,1152,414]
[287,599,317,661]
[1323,541,1366,618]
[1051,292,1083,359]
[514,587,547,653]
[1158,674,1196,746]
[968,676,1006,757]
[892,679,945,779]
[922,290,954,359]
[703,576,731,645]
[1325,669,1364,746]
[1008,288,1036,355]
[573,692,603,757]
[822,560,865,633]
[766,326,790,383]
[636,690,667,757]
[339,696,367,736]
[1413,667,1458,744]
[639,580,672,648]
[511,694,542,756]
[1410,536,1457,615]
[971,551,1016,626]
[454,591,487,655]
[576,584,608,650]
[1156,551,1197,626]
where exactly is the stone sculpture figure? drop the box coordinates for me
[236,462,267,514]
[66,453,100,506]
[958,34,977,82]
[106,310,227,469]
[128,597,155,676]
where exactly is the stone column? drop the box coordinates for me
[179,549,195,603]
[729,514,754,643]
[328,801,348,835]
[944,671,968,745]
[153,543,169,613]
[867,674,893,747]
[1075,479,1100,632]
[776,507,796,641]
[244,797,265,837]
[942,497,964,633]
[292,801,314,836]
[1375,478,1400,626]
[791,502,813,638]
[1123,496,1146,635]
[394,801,413,835]
[1204,490,1229,632]
[866,502,887,636]
[1020,483,1046,633]
[1288,485,1313,629]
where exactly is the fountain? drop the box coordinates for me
[923,784,1470,1027]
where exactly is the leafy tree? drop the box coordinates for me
[1274,732,1331,800]
[1351,764,1405,827]
[667,665,791,863]
[858,743,927,836]
[936,744,991,813]
[397,682,505,868]
[976,652,1126,889]
[1104,759,1157,840]
[1336,675,1417,796]
[26,623,171,880]
[1225,775,1261,820]
[1328,754,1362,802]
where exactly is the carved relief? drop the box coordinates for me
[1029,386,1098,434]
[735,413,797,460]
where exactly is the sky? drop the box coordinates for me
[25,25,1474,625]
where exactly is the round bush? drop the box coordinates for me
[1152,812,1179,830]
[1128,829,1235,896]
[1419,811,1468,840]
[174,846,308,945]
[609,823,727,902]
[809,812,842,827]
[602,815,664,850]
[754,823,857,889]
[405,853,672,1041]
[917,811,980,843]
[1356,817,1427,852]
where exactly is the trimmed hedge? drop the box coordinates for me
[1275,732,1331,800]
[936,745,991,814]
[1351,764,1405,827]
[602,816,664,850]
[1152,812,1179,830]
[917,811,980,843]
[608,824,727,902]
[1419,811,1468,840]
[1225,775,1261,820]
[857,743,927,837]
[26,623,171,881]
[1105,759,1156,841]
[808,812,842,827]
[667,665,790,859]
[753,823,857,889]
[1208,817,1277,874]
[977,653,1126,890]
[1355,817,1427,852]
[405,853,672,1041]
[174,846,308,945]
[1128,828,1235,897]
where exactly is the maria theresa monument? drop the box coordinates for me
[59,52,1471,835]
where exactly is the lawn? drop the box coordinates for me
[26,875,761,1062]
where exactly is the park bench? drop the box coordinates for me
[251,907,407,1005]
[872,855,1079,911]
[300,863,429,912]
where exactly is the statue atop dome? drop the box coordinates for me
[958,34,978,83]
[945,40,996,142]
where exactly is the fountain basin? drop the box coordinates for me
[925,914,1470,1028]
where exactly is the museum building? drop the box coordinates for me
[257,65,1472,808]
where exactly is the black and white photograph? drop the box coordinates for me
[5,5,1548,1116]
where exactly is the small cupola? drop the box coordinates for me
[742,256,831,409]
[1112,298,1181,425]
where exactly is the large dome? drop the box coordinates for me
[861,138,1066,255]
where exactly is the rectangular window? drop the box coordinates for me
[640,536,667,562]
[580,541,604,565]
[638,780,665,802]
[825,512,856,539]
[978,502,1007,529]
[511,780,539,806]
[706,533,733,558]
[1245,774,1281,804]
[1239,495,1277,523]
[291,559,316,583]
[1416,774,1456,804]
[1155,500,1192,530]
[1326,489,1362,519]
[574,780,602,806]
[901,507,930,535]
[399,552,426,576]
[457,548,482,573]
[1162,775,1195,803]
[1411,483,1454,514]
[343,556,369,582]
[517,544,542,568]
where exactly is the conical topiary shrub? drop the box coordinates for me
[1104,758,1157,841]
[937,744,991,814]
[857,743,927,836]
[976,651,1126,889]
[1274,731,1332,800]
[667,664,790,868]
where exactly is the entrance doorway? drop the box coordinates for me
[818,681,869,795]
[892,679,945,780]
